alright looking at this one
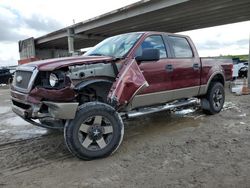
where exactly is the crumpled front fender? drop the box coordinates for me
[108,59,148,108]
[29,86,76,102]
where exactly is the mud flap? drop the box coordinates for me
[108,59,148,108]
[201,98,210,110]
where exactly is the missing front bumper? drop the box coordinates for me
[12,100,79,120]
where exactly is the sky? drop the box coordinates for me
[0,0,249,66]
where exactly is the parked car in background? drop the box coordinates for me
[232,59,248,79]
[0,67,13,84]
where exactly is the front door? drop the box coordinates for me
[130,35,174,108]
[136,35,172,94]
[107,59,148,108]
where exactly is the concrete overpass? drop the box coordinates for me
[19,0,250,62]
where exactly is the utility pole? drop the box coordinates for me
[248,32,250,88]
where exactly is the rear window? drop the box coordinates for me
[169,36,193,58]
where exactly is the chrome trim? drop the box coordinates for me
[13,66,39,93]
[12,96,42,118]
[126,98,198,118]
[12,104,62,130]
[16,66,36,72]
[11,96,30,105]
[11,89,29,99]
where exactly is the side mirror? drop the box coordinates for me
[135,48,160,62]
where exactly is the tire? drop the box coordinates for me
[244,71,248,78]
[238,72,242,78]
[201,82,225,115]
[64,102,124,160]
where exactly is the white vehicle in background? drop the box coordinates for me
[232,60,248,79]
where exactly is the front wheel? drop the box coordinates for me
[64,102,124,160]
[201,82,225,115]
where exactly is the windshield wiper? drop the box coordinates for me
[112,57,125,61]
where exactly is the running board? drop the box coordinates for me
[125,98,198,119]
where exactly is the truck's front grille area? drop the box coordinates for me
[14,70,33,89]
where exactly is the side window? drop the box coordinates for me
[135,35,167,59]
[169,36,193,58]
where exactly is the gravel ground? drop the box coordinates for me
[0,86,249,188]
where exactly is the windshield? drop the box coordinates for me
[84,33,142,58]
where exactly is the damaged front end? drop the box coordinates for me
[11,57,148,129]
[29,69,76,102]
[11,66,78,128]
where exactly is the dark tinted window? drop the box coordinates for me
[169,36,193,58]
[135,35,167,58]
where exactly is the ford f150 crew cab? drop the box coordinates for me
[11,32,233,160]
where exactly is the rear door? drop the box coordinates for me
[166,35,201,95]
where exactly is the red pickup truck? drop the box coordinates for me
[11,32,232,160]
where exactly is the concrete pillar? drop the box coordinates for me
[248,33,250,88]
[67,28,75,55]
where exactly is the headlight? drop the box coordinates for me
[49,73,59,87]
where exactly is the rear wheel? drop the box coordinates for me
[201,82,225,115]
[64,102,124,160]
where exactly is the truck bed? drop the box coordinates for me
[200,58,233,85]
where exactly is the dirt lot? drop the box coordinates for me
[0,86,250,188]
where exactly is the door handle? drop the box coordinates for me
[165,64,173,72]
[193,63,200,70]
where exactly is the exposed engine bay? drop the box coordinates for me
[27,62,122,102]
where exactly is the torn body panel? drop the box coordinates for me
[108,59,148,108]
[29,86,76,102]
[69,62,122,80]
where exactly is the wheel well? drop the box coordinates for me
[76,81,113,104]
[201,74,225,96]
[210,74,225,86]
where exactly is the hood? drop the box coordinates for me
[21,56,114,71]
